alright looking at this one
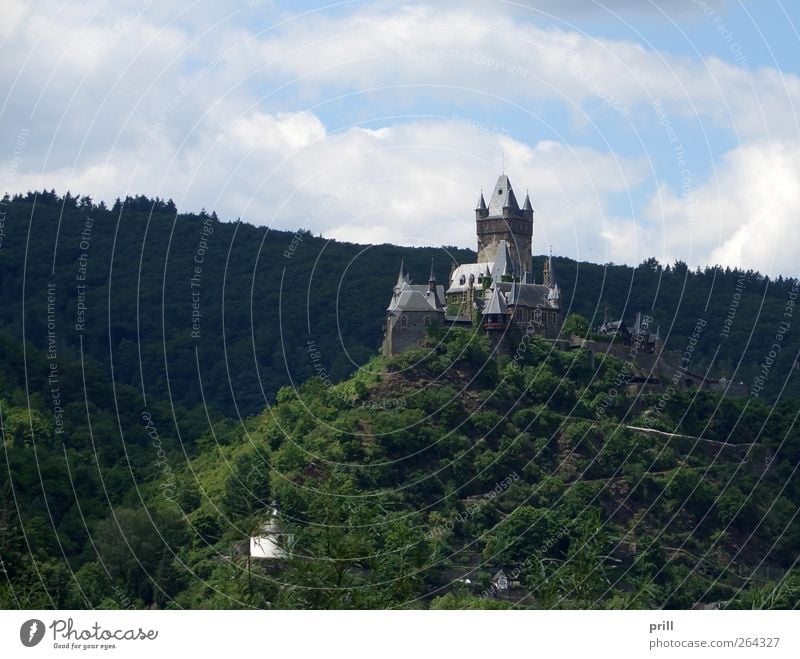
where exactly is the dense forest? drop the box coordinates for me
[0,190,798,609]
[1,190,799,421]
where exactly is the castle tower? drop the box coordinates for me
[476,174,533,278]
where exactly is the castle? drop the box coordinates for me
[383,174,562,356]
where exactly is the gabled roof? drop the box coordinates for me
[487,174,520,216]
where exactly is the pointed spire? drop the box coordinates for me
[487,174,520,215]
[475,189,489,220]
[484,285,509,316]
[428,259,438,300]
[544,246,558,286]
[522,190,533,212]
[396,260,406,287]
[542,253,551,288]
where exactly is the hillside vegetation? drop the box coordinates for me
[1,190,798,609]
[4,322,797,608]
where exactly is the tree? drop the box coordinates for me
[483,506,567,564]
[561,313,590,338]
[94,507,187,605]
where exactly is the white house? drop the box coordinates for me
[249,504,292,560]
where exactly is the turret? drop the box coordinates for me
[475,191,489,220]
[522,191,534,221]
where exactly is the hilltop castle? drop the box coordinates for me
[383,174,562,356]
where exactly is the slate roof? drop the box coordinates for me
[447,262,495,293]
[387,282,445,312]
[599,320,629,334]
[487,174,520,216]
[490,239,518,281]
[502,281,558,309]
[522,192,533,212]
[483,286,509,315]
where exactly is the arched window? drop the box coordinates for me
[401,316,408,329]
[424,316,431,327]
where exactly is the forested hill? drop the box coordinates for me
[1,190,799,423]
[4,324,797,608]
[1,190,799,610]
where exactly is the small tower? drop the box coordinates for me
[522,191,533,220]
[427,259,444,310]
[475,191,488,220]
[383,261,446,356]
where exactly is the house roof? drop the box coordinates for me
[491,239,518,281]
[447,262,495,293]
[387,282,445,312]
[600,320,628,332]
[492,569,508,582]
[483,286,509,315]
[503,281,557,309]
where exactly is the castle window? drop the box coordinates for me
[401,316,408,329]
[424,316,431,327]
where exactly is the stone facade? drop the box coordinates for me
[382,262,446,356]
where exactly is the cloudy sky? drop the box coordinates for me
[2,0,799,276]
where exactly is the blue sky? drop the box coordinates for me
[2,0,799,276]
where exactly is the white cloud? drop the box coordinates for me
[646,140,800,277]
[2,1,799,276]
[247,4,800,141]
